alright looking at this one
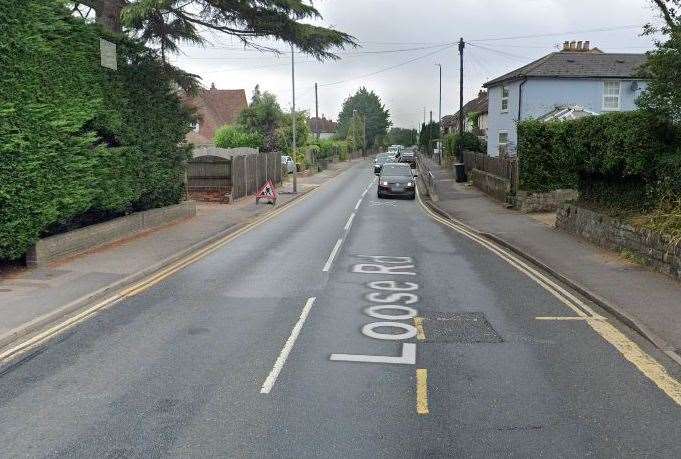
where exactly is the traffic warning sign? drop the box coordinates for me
[256,179,277,205]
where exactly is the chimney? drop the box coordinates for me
[577,40,583,50]
[210,82,216,91]
[584,40,590,51]
[563,40,570,51]
[569,40,576,50]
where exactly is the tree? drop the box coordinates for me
[121,1,203,66]
[236,86,284,152]
[276,111,310,156]
[73,0,356,60]
[639,1,681,122]
[418,121,439,152]
[387,127,418,146]
[336,88,391,149]
[214,125,263,149]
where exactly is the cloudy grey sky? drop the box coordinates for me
[169,0,664,129]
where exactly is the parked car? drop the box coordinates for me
[373,153,393,174]
[281,155,295,173]
[377,163,417,199]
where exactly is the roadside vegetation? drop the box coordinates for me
[0,1,353,262]
[516,0,681,241]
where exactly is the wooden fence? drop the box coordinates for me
[463,150,518,192]
[230,151,281,200]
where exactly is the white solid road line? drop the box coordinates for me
[322,239,344,272]
[344,212,356,231]
[260,297,317,394]
[355,199,362,210]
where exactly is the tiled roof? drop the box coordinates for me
[309,116,338,133]
[183,85,248,144]
[483,51,647,87]
[442,91,488,128]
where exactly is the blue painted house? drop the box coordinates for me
[483,41,648,156]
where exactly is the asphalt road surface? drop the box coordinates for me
[2,160,681,457]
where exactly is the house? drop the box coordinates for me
[184,83,248,145]
[309,116,338,139]
[483,40,648,156]
[441,90,488,140]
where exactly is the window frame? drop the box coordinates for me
[498,130,509,154]
[501,85,509,113]
[602,80,621,111]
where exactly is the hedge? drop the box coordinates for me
[214,125,263,149]
[0,0,193,260]
[517,112,681,210]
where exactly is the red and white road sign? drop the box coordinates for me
[256,179,277,204]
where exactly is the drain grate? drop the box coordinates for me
[420,312,502,343]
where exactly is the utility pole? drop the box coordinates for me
[458,37,465,162]
[436,63,442,138]
[291,45,297,193]
[363,113,367,157]
[314,82,320,140]
[429,110,433,156]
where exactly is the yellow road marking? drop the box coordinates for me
[416,368,429,415]
[0,181,331,365]
[416,188,681,407]
[535,316,607,321]
[414,317,426,340]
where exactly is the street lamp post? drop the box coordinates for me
[435,63,442,162]
[290,45,297,193]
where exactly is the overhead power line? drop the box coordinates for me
[468,24,643,43]
[318,43,457,87]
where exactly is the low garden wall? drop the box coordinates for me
[26,201,196,266]
[556,203,681,281]
[470,169,511,203]
[515,189,579,213]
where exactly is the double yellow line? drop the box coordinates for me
[416,188,681,407]
[0,187,321,366]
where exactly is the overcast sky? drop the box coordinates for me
[169,0,663,129]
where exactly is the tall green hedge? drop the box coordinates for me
[517,112,681,210]
[0,0,193,260]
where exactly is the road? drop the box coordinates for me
[1,159,681,457]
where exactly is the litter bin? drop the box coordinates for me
[454,163,467,183]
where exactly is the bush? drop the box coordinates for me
[443,132,484,157]
[214,125,263,149]
[517,112,680,210]
[0,0,193,260]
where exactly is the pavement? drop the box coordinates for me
[1,157,681,457]
[0,159,361,348]
[419,154,681,361]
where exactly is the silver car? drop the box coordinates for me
[281,155,296,173]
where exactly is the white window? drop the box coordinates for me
[603,81,621,111]
[501,86,509,112]
[498,131,509,154]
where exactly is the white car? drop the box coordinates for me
[281,155,295,173]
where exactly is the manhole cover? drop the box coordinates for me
[420,312,502,343]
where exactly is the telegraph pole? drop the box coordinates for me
[429,110,433,156]
[436,63,442,138]
[458,37,465,162]
[291,45,297,193]
[314,82,320,140]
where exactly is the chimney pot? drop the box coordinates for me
[584,40,590,50]
[577,41,583,50]
[570,41,576,50]
[563,40,570,50]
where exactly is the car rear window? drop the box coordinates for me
[381,164,412,176]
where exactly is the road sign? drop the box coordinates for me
[256,180,277,205]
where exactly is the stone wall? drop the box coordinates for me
[515,189,579,213]
[557,203,681,280]
[26,201,196,266]
[470,169,511,203]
